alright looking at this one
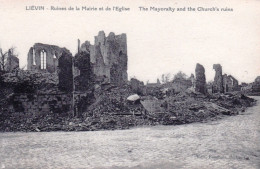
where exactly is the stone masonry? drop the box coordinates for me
[11,93,72,115]
[27,43,71,73]
[223,74,239,92]
[213,64,224,93]
[5,49,19,72]
[195,63,207,94]
[80,31,128,86]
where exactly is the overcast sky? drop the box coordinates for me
[0,0,259,83]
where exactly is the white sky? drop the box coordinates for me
[0,0,259,83]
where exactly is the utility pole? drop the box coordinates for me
[72,56,75,117]
[78,39,80,53]
[72,39,81,117]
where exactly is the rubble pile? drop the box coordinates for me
[0,88,256,132]
[86,84,145,116]
[1,70,59,93]
[0,61,257,132]
[2,70,58,85]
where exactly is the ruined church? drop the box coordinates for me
[27,31,128,86]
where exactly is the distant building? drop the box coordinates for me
[146,78,161,87]
[163,77,192,93]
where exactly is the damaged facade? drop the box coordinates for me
[27,43,71,73]
[223,74,239,92]
[5,49,19,72]
[80,31,128,86]
[213,64,224,93]
[211,64,239,93]
[195,63,207,94]
[74,51,95,92]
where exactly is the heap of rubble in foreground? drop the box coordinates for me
[0,82,256,132]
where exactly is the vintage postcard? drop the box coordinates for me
[0,0,259,168]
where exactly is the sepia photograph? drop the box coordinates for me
[0,0,259,168]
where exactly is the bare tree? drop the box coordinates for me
[0,48,8,71]
[164,73,171,83]
[161,74,165,83]
[173,71,188,80]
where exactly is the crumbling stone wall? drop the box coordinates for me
[5,50,19,72]
[223,74,239,92]
[11,93,72,115]
[195,63,207,94]
[58,52,73,92]
[189,74,195,88]
[74,51,95,91]
[213,64,224,93]
[80,31,128,86]
[27,43,71,73]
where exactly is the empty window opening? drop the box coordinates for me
[33,48,36,65]
[40,50,47,69]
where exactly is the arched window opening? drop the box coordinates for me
[33,48,36,65]
[40,50,47,69]
[53,53,57,59]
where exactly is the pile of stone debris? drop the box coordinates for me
[2,70,58,85]
[0,83,256,132]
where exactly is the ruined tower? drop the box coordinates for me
[195,63,207,94]
[213,64,224,93]
[80,31,128,86]
[5,49,19,72]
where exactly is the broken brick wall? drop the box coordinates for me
[10,93,72,116]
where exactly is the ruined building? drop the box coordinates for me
[188,74,195,88]
[80,31,128,86]
[56,51,73,93]
[5,49,19,72]
[27,31,128,87]
[213,64,224,93]
[74,51,95,91]
[27,43,71,73]
[195,63,207,94]
[223,74,239,92]
[252,76,260,93]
